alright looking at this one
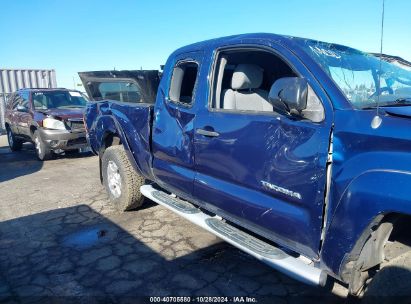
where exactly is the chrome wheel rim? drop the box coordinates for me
[107,160,122,198]
[7,130,13,147]
[34,136,42,156]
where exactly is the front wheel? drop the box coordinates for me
[33,130,52,161]
[362,251,411,303]
[7,127,23,151]
[102,145,145,212]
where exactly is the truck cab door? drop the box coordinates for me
[193,44,333,259]
[152,51,204,198]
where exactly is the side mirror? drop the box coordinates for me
[16,105,28,112]
[268,77,308,117]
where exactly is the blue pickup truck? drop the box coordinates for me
[81,33,411,298]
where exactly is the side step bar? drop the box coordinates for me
[140,184,327,286]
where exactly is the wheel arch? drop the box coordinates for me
[100,131,122,156]
[96,116,145,183]
[30,125,37,136]
[340,212,411,295]
[320,170,411,292]
[99,131,122,183]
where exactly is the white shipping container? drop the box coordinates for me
[0,68,57,131]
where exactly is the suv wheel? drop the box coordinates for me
[102,145,145,212]
[6,127,23,151]
[33,130,52,161]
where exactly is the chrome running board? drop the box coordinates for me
[140,184,327,286]
[152,190,200,214]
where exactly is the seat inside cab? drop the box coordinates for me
[212,49,297,112]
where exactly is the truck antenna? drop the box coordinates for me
[371,0,385,129]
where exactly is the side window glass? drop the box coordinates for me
[169,61,198,105]
[33,92,48,109]
[14,94,24,109]
[98,82,142,103]
[7,94,16,110]
[303,86,325,122]
[20,92,30,109]
[210,49,325,122]
[211,50,297,113]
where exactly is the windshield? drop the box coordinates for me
[300,40,411,108]
[32,90,88,110]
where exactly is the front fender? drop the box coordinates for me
[320,170,411,277]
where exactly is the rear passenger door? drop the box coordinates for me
[152,51,203,198]
[7,94,19,134]
[16,91,32,138]
[12,91,32,138]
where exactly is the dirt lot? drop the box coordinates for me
[0,135,348,303]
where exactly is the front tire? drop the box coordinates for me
[363,251,411,303]
[33,130,52,161]
[102,145,145,212]
[6,127,23,151]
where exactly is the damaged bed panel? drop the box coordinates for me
[85,100,155,179]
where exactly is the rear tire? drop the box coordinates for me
[33,130,52,161]
[6,127,23,151]
[362,251,411,303]
[102,145,145,212]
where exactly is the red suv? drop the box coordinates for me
[4,88,88,160]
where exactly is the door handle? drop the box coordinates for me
[196,128,220,137]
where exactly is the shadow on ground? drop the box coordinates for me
[0,143,43,183]
[0,204,347,304]
[0,139,92,183]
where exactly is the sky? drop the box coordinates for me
[1,0,410,90]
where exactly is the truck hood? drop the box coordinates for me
[384,106,411,119]
[78,70,161,104]
[39,108,85,120]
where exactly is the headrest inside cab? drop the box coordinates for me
[231,64,263,90]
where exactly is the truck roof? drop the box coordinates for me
[17,88,79,92]
[172,33,345,55]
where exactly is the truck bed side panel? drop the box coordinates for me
[86,101,154,180]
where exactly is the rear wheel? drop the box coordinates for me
[33,130,52,161]
[6,127,23,151]
[102,145,145,211]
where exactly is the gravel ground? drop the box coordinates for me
[0,135,349,303]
